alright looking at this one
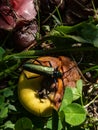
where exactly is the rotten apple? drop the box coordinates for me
[18,56,81,117]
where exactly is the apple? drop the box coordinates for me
[18,56,81,117]
[18,70,56,117]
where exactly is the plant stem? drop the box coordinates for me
[84,95,98,108]
[3,47,98,61]
[83,65,98,74]
[42,0,63,24]
[80,95,84,106]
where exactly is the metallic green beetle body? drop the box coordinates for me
[23,63,62,78]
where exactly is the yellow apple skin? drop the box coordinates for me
[18,70,55,117]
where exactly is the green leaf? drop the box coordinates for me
[76,79,83,96]
[59,111,65,129]
[71,87,80,101]
[52,110,59,130]
[54,26,74,34]
[4,121,14,129]
[50,30,87,45]
[64,34,88,43]
[58,118,63,130]
[46,110,62,130]
[55,22,85,34]
[8,104,17,111]
[71,80,83,101]
[60,87,73,111]
[0,96,5,106]
[50,22,98,48]
[46,118,52,129]
[78,23,98,47]
[0,47,5,60]
[3,88,13,97]
[52,14,62,25]
[42,25,50,32]
[0,107,8,119]
[63,103,86,126]
[15,117,33,130]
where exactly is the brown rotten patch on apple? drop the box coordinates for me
[31,56,81,110]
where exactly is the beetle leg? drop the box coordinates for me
[32,59,42,65]
[32,59,51,68]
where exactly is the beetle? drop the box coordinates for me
[22,60,78,99]
[23,62,64,97]
[23,63,62,79]
[23,58,78,80]
[22,61,63,97]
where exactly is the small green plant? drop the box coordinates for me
[59,80,86,127]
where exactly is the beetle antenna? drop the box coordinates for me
[71,55,89,83]
[71,54,84,66]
